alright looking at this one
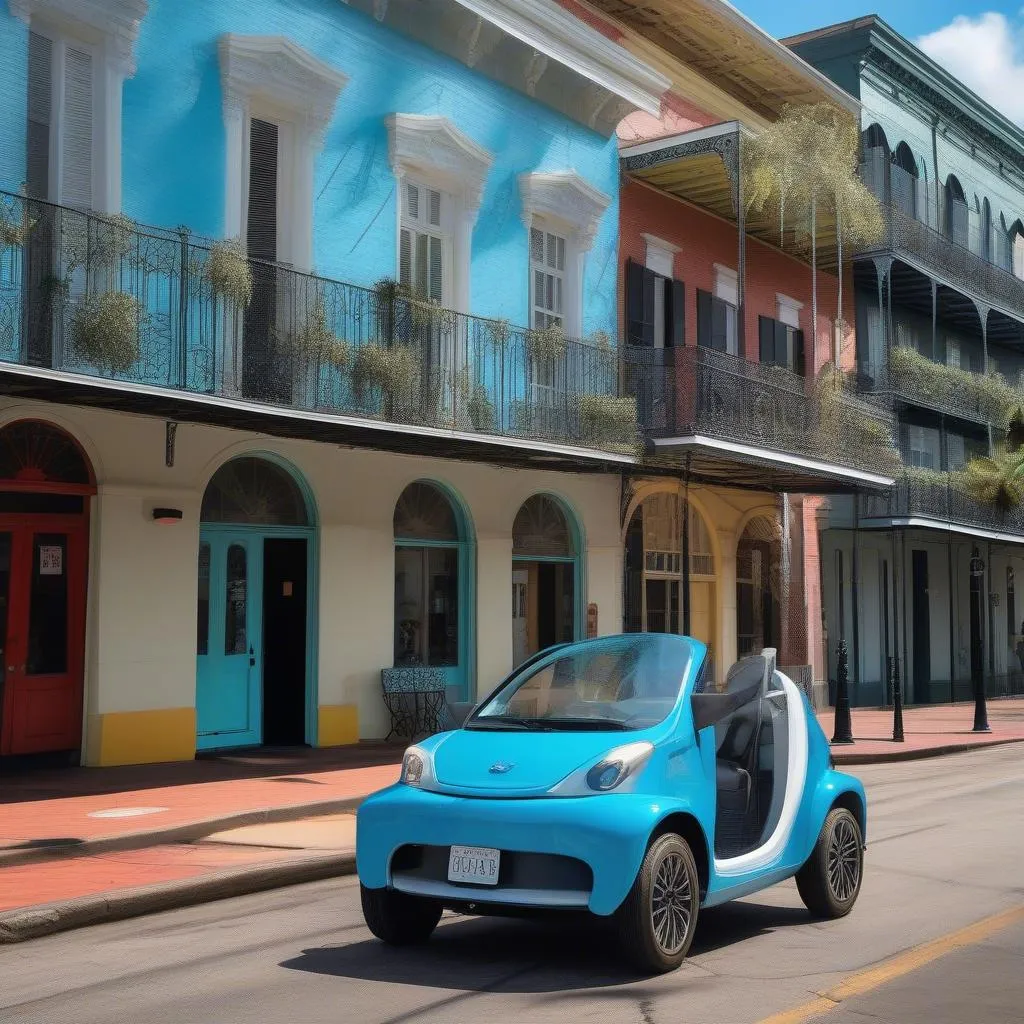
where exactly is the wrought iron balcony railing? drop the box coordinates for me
[861,472,1024,538]
[623,345,902,479]
[0,191,633,454]
[859,155,1024,316]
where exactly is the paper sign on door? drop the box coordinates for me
[39,545,63,576]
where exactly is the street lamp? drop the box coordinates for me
[832,639,854,744]
[970,548,991,733]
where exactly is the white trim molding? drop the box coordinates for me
[452,0,669,120]
[520,172,610,339]
[388,114,494,315]
[642,233,680,277]
[9,0,147,75]
[387,114,493,215]
[218,35,348,271]
[776,292,803,329]
[518,171,610,251]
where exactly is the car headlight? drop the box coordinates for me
[400,745,429,786]
[548,741,654,796]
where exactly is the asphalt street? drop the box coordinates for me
[1,745,1022,1024]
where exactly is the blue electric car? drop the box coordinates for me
[356,634,866,974]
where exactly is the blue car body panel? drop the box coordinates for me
[357,636,866,917]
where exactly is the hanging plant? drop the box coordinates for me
[484,317,512,351]
[72,291,144,373]
[0,204,35,248]
[580,394,639,451]
[526,323,567,364]
[351,342,420,408]
[206,238,253,308]
[289,298,350,371]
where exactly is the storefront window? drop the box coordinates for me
[394,482,461,667]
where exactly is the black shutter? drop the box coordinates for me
[711,295,728,351]
[668,278,685,348]
[625,259,651,346]
[775,320,789,369]
[697,289,713,348]
[794,328,806,376]
[758,315,775,364]
[247,118,278,261]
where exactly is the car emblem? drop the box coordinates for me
[489,761,514,774]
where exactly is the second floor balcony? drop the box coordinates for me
[859,148,1024,322]
[0,192,636,473]
[623,345,900,492]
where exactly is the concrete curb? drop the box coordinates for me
[0,851,357,944]
[0,795,369,868]
[830,735,1024,765]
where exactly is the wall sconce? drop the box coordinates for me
[152,507,183,524]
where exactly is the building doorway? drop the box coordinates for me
[0,420,94,757]
[196,456,316,751]
[623,492,717,678]
[736,516,782,658]
[511,495,581,667]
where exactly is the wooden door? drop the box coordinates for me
[0,520,87,755]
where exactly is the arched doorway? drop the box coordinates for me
[511,494,581,667]
[0,420,95,757]
[196,455,317,750]
[736,516,782,658]
[623,492,717,675]
[393,481,473,700]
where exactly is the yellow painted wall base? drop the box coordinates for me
[318,704,360,746]
[86,708,196,766]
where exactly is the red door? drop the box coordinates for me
[0,518,87,755]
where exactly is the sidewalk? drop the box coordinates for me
[2,701,1022,943]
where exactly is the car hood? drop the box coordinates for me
[431,728,636,792]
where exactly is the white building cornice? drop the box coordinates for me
[387,114,494,212]
[218,34,348,145]
[453,0,669,119]
[519,171,610,250]
[9,0,148,75]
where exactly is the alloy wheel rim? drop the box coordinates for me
[827,817,861,903]
[651,851,692,955]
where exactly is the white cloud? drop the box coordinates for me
[916,11,1024,124]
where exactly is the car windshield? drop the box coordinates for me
[468,634,699,732]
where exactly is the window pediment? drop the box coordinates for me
[10,0,148,74]
[387,114,493,212]
[219,34,348,143]
[519,171,610,251]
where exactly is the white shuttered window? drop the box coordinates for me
[530,227,565,330]
[400,181,446,305]
[26,29,95,208]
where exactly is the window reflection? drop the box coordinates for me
[224,544,247,656]
[395,546,458,667]
[197,542,210,656]
[28,534,68,675]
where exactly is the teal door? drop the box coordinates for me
[196,532,263,750]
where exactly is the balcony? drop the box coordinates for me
[0,192,635,473]
[624,345,900,492]
[859,153,1024,322]
[861,472,1024,541]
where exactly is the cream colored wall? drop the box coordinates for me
[1,399,622,746]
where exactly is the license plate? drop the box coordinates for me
[447,845,500,886]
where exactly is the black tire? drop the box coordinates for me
[614,833,700,974]
[360,884,442,945]
[796,806,864,919]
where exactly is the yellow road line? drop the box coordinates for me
[758,903,1024,1024]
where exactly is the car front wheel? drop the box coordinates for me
[796,806,864,918]
[615,833,700,974]
[360,884,442,945]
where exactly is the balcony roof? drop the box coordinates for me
[585,0,857,122]
[620,123,842,271]
[0,362,637,476]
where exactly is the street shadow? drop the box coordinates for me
[279,899,812,993]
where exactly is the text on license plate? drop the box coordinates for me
[448,845,500,885]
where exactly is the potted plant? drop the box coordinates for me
[72,291,145,372]
[206,238,253,308]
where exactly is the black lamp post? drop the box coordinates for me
[832,639,854,744]
[970,548,991,733]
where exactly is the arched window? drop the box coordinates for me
[860,123,890,199]
[1011,222,1024,280]
[0,419,95,514]
[891,142,918,219]
[945,175,968,247]
[201,457,309,525]
[736,517,782,658]
[513,494,574,558]
[394,481,463,670]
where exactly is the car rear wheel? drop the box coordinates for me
[796,806,863,918]
[360,884,442,945]
[615,833,700,974]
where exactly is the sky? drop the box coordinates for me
[735,1,1024,123]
